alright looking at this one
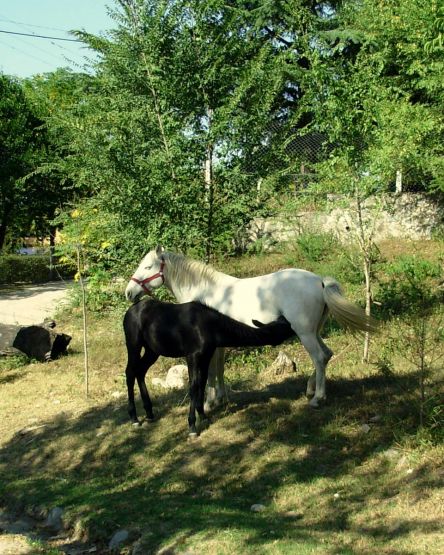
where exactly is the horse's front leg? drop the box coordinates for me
[196,358,210,432]
[187,352,211,437]
[136,350,158,422]
[136,376,154,421]
[126,367,139,425]
[187,357,199,437]
[204,347,227,412]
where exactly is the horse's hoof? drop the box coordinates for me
[204,399,225,412]
[131,421,141,427]
[188,431,199,441]
[144,415,156,423]
[308,397,326,409]
[198,417,210,432]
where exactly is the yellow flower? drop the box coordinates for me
[101,241,111,249]
[71,209,81,218]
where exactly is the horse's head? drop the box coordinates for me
[125,245,166,301]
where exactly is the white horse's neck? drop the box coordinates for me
[163,252,237,303]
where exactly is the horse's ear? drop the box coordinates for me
[155,245,165,257]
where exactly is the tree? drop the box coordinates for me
[52,0,322,273]
[301,0,444,192]
[22,69,96,254]
[0,75,43,251]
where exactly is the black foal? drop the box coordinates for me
[123,298,294,435]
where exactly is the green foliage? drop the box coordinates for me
[377,256,443,317]
[302,0,444,194]
[0,254,74,284]
[285,231,364,286]
[0,255,50,284]
[0,75,42,249]
[38,0,323,275]
[0,354,28,372]
[295,231,336,263]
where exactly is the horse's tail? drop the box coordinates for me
[322,277,379,334]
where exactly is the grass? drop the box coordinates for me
[0,238,443,554]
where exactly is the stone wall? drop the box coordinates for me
[248,193,443,248]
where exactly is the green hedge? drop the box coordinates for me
[0,255,75,284]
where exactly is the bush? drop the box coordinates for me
[295,232,336,262]
[377,256,443,317]
[0,254,75,284]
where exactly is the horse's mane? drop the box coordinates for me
[164,252,223,289]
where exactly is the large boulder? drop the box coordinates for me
[12,320,71,362]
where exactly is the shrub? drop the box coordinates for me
[295,231,336,262]
[0,254,75,284]
[377,256,443,317]
[0,255,50,284]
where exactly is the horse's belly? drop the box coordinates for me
[210,284,279,325]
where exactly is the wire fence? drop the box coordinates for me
[246,122,419,194]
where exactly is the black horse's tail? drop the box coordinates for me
[214,314,294,348]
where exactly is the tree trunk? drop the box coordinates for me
[0,223,7,252]
[0,202,11,251]
[49,226,56,281]
[76,245,89,398]
[205,141,214,263]
[363,255,372,362]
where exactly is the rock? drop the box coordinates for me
[13,323,71,362]
[131,539,145,555]
[248,193,444,248]
[382,448,400,460]
[152,365,189,389]
[165,364,189,389]
[109,529,130,552]
[369,414,382,423]
[3,516,35,534]
[151,377,166,388]
[282,510,303,520]
[360,423,371,433]
[395,455,409,469]
[267,352,296,375]
[250,504,266,512]
[45,506,64,531]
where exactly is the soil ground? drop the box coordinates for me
[0,282,70,326]
[0,281,71,355]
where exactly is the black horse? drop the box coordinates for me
[123,298,294,436]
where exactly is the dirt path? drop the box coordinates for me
[0,281,71,355]
[0,282,70,326]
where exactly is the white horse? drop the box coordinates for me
[125,246,378,408]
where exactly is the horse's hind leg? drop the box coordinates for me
[306,337,333,397]
[204,347,226,412]
[306,306,333,398]
[299,332,332,408]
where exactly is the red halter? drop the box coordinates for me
[131,259,165,296]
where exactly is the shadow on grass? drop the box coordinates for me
[0,371,441,554]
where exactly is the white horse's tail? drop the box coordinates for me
[322,277,379,334]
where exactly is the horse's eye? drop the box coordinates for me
[145,265,152,270]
